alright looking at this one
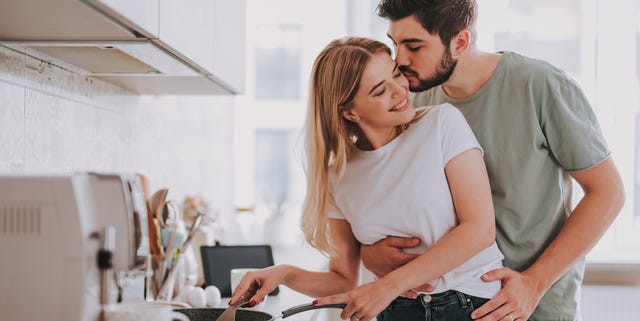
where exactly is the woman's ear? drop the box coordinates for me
[340,108,360,123]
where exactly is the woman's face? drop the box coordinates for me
[344,52,415,133]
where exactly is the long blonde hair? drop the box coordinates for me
[301,37,392,256]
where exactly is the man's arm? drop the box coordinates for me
[471,157,625,321]
[360,235,436,297]
[360,236,421,277]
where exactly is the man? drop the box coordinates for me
[360,1,625,320]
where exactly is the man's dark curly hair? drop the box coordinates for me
[377,0,477,47]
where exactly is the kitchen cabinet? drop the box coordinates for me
[87,0,246,94]
[209,0,246,95]
[87,0,160,38]
[0,0,245,94]
[157,0,246,93]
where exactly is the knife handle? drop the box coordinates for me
[281,303,346,318]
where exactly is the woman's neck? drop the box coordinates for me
[357,126,401,150]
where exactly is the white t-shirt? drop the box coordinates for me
[328,103,503,299]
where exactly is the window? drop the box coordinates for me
[253,130,302,216]
[233,0,348,244]
[492,1,582,76]
[254,24,301,100]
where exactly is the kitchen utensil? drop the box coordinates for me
[266,303,346,321]
[137,174,163,282]
[156,212,206,300]
[151,188,169,218]
[161,200,181,227]
[179,302,345,321]
[161,228,185,263]
[214,295,251,321]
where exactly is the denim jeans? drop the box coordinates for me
[377,290,489,321]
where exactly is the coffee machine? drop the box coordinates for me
[0,173,150,321]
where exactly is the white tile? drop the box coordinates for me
[0,45,25,86]
[4,45,236,219]
[24,89,96,173]
[0,81,25,173]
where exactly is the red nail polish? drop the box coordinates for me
[250,300,256,307]
[312,300,318,305]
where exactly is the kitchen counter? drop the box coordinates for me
[583,262,640,286]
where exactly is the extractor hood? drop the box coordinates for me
[0,0,241,95]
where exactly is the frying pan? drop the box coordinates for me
[174,308,271,321]
[174,303,346,321]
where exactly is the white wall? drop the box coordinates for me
[0,44,235,217]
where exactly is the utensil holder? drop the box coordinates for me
[154,212,206,301]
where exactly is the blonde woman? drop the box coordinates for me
[229,37,503,321]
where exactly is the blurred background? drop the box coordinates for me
[234,0,639,263]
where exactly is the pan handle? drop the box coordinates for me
[280,303,346,318]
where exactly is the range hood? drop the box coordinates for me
[0,0,241,95]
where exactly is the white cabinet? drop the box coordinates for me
[157,0,216,76]
[210,0,246,94]
[89,0,160,37]
[86,0,246,94]
[156,0,246,93]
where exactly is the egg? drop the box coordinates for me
[178,285,195,303]
[187,287,206,308]
[204,285,222,307]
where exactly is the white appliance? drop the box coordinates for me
[0,173,149,321]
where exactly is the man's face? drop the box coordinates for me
[388,15,457,92]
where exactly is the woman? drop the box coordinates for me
[229,37,503,321]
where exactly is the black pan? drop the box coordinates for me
[174,308,272,321]
[175,303,346,321]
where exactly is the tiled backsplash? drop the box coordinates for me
[0,45,235,216]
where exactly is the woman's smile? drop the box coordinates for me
[389,97,409,112]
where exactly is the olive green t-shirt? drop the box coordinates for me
[413,51,609,321]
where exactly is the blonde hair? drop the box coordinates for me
[301,37,392,256]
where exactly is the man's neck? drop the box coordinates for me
[441,49,502,100]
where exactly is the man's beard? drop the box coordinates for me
[400,48,457,92]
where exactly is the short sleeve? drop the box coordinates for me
[439,104,483,165]
[327,192,345,219]
[326,173,345,220]
[541,78,610,171]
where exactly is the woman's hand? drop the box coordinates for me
[228,265,289,307]
[313,279,399,321]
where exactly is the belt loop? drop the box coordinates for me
[455,291,469,309]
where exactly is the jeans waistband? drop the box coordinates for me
[418,290,471,309]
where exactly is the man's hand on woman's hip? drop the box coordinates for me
[471,267,545,321]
